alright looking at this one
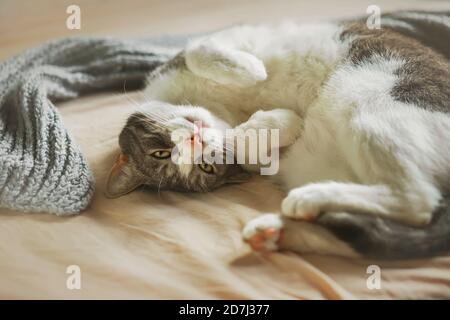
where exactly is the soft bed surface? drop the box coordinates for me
[2,0,450,300]
[1,92,449,299]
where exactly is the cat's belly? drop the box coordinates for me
[277,143,355,190]
[274,108,358,191]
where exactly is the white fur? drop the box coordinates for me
[242,213,359,257]
[145,22,450,256]
[242,213,283,251]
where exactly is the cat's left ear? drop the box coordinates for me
[105,153,145,198]
[226,166,252,184]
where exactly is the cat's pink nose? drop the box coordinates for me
[190,133,202,145]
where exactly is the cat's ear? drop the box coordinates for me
[225,166,252,184]
[104,153,145,198]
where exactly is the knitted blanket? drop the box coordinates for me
[0,37,183,215]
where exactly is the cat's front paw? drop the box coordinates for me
[281,185,328,221]
[242,214,284,251]
[236,109,302,148]
[185,43,267,87]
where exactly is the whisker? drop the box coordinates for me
[120,79,143,108]
[157,176,164,198]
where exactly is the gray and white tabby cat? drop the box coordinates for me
[106,11,450,260]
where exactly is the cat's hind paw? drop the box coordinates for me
[242,214,284,251]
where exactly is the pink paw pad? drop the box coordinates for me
[246,227,283,251]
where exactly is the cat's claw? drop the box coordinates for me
[242,214,284,251]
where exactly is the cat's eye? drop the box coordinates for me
[199,162,215,174]
[151,150,171,159]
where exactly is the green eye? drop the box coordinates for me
[151,150,171,159]
[199,162,215,174]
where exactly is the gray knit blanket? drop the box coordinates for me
[0,36,184,215]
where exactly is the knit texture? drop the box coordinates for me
[0,36,183,215]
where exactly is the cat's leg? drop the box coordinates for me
[185,26,268,87]
[281,182,434,226]
[276,87,443,227]
[235,109,302,148]
[231,109,302,172]
[242,213,359,257]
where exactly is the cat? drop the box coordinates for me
[106,11,450,260]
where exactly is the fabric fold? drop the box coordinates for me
[0,36,181,214]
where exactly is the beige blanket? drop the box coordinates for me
[1,91,449,299]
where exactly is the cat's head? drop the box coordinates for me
[105,101,250,198]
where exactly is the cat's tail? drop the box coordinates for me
[317,194,450,260]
